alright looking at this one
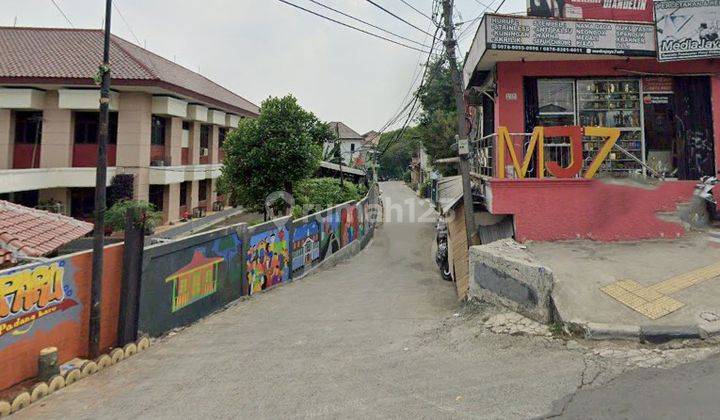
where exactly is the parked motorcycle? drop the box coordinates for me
[435,218,453,282]
[695,176,719,221]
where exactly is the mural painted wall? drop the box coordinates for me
[0,245,123,390]
[291,220,321,275]
[138,229,243,336]
[320,209,342,260]
[341,206,360,247]
[246,226,290,294]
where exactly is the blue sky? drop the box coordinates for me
[4,0,526,133]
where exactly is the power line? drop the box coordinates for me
[398,0,435,22]
[364,0,434,37]
[307,0,430,49]
[49,0,74,28]
[379,6,443,157]
[112,1,142,46]
[277,0,431,53]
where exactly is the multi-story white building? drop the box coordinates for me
[325,122,364,166]
[0,27,259,224]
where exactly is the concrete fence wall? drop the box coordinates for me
[0,185,380,390]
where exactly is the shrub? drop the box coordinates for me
[292,178,365,217]
[105,200,162,234]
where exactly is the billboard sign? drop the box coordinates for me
[527,0,654,22]
[655,0,720,61]
[487,14,656,56]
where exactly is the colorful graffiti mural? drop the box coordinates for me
[138,229,243,337]
[341,206,360,246]
[292,220,321,274]
[246,227,290,294]
[165,250,224,312]
[320,209,342,259]
[0,260,81,345]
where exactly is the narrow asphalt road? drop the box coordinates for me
[16,182,586,419]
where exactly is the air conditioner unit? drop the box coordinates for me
[151,160,166,167]
[200,147,209,157]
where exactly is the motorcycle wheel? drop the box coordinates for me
[440,263,453,282]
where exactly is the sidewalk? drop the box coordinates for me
[528,229,720,341]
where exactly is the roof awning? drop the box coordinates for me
[463,14,657,89]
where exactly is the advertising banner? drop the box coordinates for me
[655,0,720,61]
[487,14,656,56]
[527,0,654,22]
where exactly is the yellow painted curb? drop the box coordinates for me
[137,336,150,351]
[96,354,113,370]
[0,400,11,417]
[10,392,30,413]
[64,369,83,386]
[30,383,49,402]
[47,375,66,394]
[81,361,99,376]
[110,348,125,364]
[123,343,138,358]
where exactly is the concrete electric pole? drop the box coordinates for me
[441,0,478,246]
[90,0,113,358]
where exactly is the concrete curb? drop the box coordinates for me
[0,336,151,418]
[573,320,718,343]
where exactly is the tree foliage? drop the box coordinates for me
[377,126,422,180]
[379,57,459,178]
[105,200,162,233]
[292,177,366,217]
[219,95,332,213]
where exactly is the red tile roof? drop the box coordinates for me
[0,200,93,264]
[0,27,259,116]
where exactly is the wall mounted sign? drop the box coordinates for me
[486,14,656,57]
[642,76,674,93]
[655,0,720,62]
[528,0,654,22]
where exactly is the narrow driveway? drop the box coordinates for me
[16,182,585,419]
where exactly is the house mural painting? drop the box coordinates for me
[138,229,243,337]
[246,227,290,294]
[292,220,321,275]
[165,250,224,312]
[0,259,82,349]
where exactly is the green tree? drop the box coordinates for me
[219,95,331,215]
[377,126,422,180]
[416,57,459,176]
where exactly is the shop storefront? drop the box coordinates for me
[461,4,720,242]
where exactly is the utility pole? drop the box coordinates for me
[90,0,112,358]
[441,0,478,246]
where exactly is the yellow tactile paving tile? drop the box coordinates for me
[601,261,720,320]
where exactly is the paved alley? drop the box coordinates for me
[13,182,586,419]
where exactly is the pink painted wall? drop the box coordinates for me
[493,58,720,178]
[488,179,696,242]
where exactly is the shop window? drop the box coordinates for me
[537,80,576,126]
[74,112,118,144]
[179,182,188,206]
[14,111,43,144]
[151,116,167,146]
